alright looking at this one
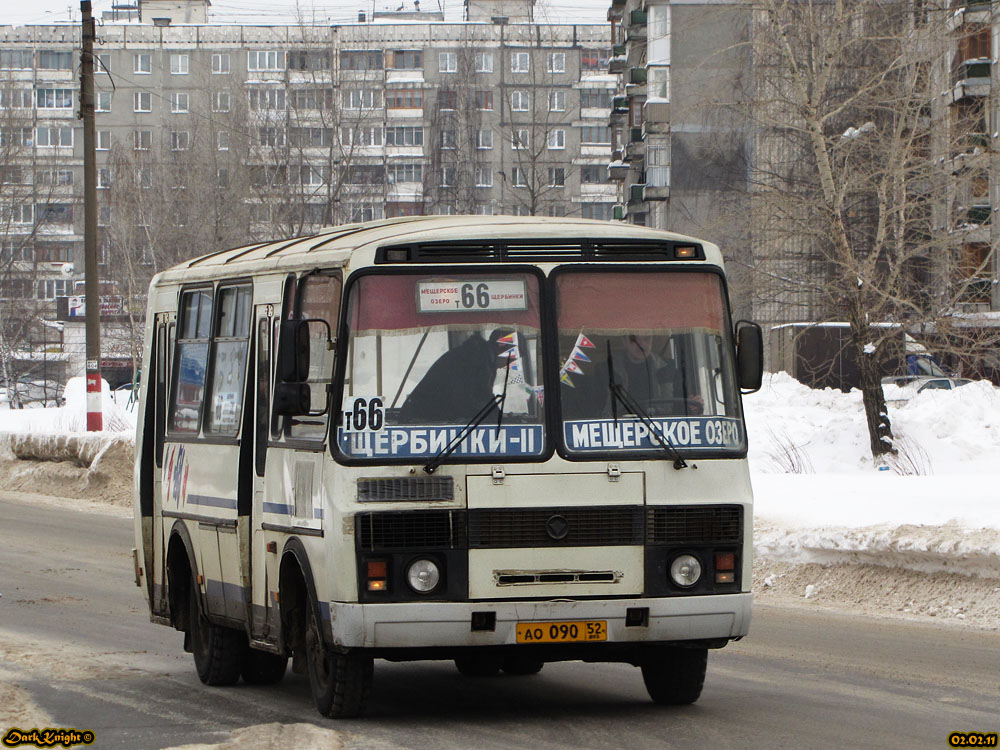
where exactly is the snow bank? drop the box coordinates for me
[0,377,135,434]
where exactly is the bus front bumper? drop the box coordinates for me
[326,593,752,651]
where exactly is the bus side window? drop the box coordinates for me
[255,317,270,476]
[170,288,213,433]
[271,275,296,439]
[289,273,341,441]
[154,321,166,467]
[205,284,253,435]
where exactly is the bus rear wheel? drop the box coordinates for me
[501,655,544,676]
[454,655,503,677]
[188,579,245,686]
[640,646,708,705]
[304,602,372,718]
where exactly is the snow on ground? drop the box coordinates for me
[0,370,998,626]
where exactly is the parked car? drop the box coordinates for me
[882,375,973,404]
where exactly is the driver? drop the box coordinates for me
[612,334,703,415]
[399,329,513,423]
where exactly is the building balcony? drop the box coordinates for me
[643,185,670,201]
[628,183,645,204]
[613,204,624,220]
[629,67,647,85]
[957,276,995,305]
[609,54,628,74]
[946,1,992,32]
[950,60,991,103]
[608,159,628,181]
[612,43,626,57]
[629,9,647,25]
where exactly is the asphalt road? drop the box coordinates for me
[1,491,998,750]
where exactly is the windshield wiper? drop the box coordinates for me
[606,342,688,470]
[424,391,506,475]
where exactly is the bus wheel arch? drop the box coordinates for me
[165,523,197,634]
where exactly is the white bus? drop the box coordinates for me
[132,216,763,718]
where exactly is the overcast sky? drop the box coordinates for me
[3,0,611,27]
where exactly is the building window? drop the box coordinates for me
[97,130,110,151]
[212,91,231,112]
[212,53,230,74]
[293,88,334,110]
[440,165,455,187]
[134,53,151,74]
[475,166,493,187]
[341,125,382,147]
[580,89,613,109]
[547,52,565,73]
[474,90,493,110]
[0,50,33,70]
[388,49,423,70]
[475,204,496,215]
[137,168,153,189]
[386,84,423,109]
[511,51,529,73]
[247,87,285,110]
[342,88,379,109]
[36,88,73,109]
[582,203,614,220]
[36,126,73,148]
[300,166,329,186]
[647,137,670,187]
[257,127,285,147]
[217,131,229,151]
[512,129,529,149]
[217,168,229,188]
[548,90,565,112]
[581,165,606,183]
[547,205,566,217]
[170,53,189,74]
[94,91,111,112]
[340,49,383,70]
[133,130,152,150]
[548,129,566,149]
[511,167,527,187]
[439,52,457,73]
[439,129,456,149]
[288,50,331,71]
[386,126,423,147]
[171,130,190,151]
[580,125,611,145]
[248,50,284,72]
[134,92,152,112]
[97,168,111,189]
[36,168,74,186]
[510,90,529,112]
[438,89,456,110]
[290,126,333,148]
[477,129,493,149]
[475,51,493,73]
[2,204,34,224]
[0,89,32,108]
[348,203,383,222]
[548,167,565,187]
[37,279,71,300]
[388,162,422,183]
[648,66,670,100]
[36,202,74,224]
[37,50,73,70]
[170,93,189,113]
[581,47,611,72]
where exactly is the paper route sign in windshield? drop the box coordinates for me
[564,417,743,452]
[337,396,543,459]
[339,423,544,459]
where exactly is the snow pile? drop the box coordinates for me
[0,377,135,434]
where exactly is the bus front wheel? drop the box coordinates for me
[640,646,707,705]
[188,579,245,686]
[304,602,373,718]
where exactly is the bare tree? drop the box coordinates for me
[749,0,999,459]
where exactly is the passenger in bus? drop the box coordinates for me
[399,329,513,424]
[614,334,703,415]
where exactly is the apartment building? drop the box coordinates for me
[0,0,611,388]
[606,0,751,314]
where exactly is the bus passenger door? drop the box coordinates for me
[144,313,172,616]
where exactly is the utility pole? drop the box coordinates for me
[80,0,102,431]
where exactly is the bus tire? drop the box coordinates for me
[241,649,288,685]
[304,602,372,718]
[454,655,502,677]
[189,580,246,686]
[501,655,544,676]
[640,646,708,705]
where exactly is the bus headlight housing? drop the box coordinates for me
[669,554,702,588]
[406,558,441,593]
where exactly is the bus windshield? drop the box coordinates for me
[555,269,745,456]
[338,270,546,461]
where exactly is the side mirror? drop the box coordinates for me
[276,320,312,383]
[735,320,764,393]
[273,381,312,417]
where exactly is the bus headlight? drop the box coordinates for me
[669,554,702,588]
[406,559,441,593]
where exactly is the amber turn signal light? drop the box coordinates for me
[366,560,388,592]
